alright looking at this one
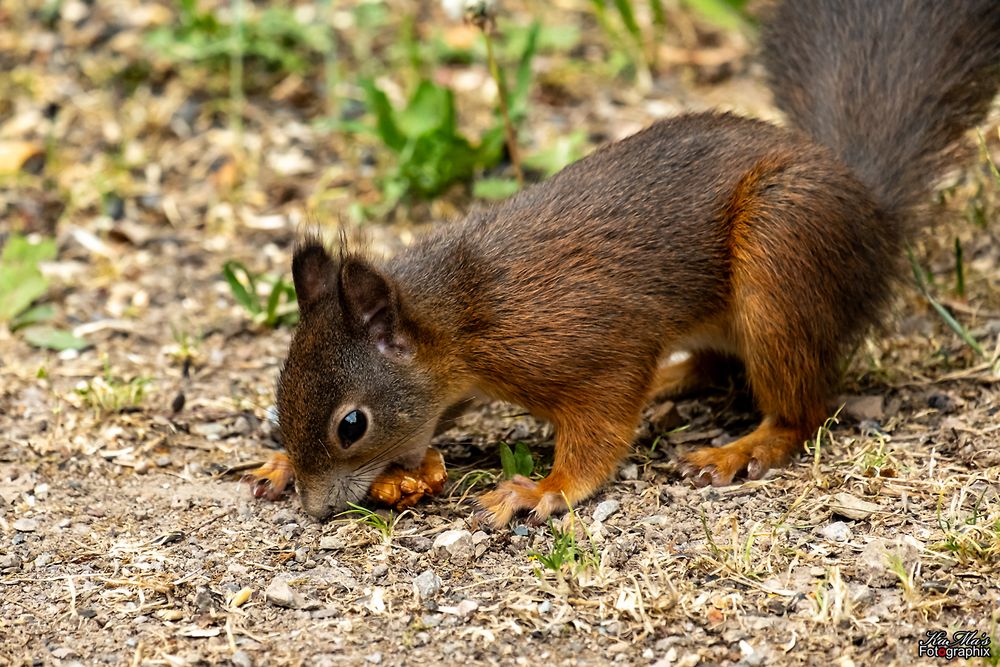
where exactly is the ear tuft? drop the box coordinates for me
[292,238,336,314]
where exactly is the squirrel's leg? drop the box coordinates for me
[478,407,639,527]
[679,334,827,484]
[243,452,295,500]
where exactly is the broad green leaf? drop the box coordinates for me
[524,131,588,177]
[361,80,406,152]
[513,441,534,477]
[222,260,260,314]
[0,269,48,322]
[498,442,516,479]
[399,81,454,138]
[10,303,55,331]
[1,235,56,265]
[23,325,88,351]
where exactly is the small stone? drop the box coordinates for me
[371,564,389,580]
[318,536,340,550]
[471,530,490,545]
[33,553,52,568]
[512,525,530,537]
[233,416,252,435]
[232,650,253,667]
[272,509,297,525]
[366,652,382,664]
[155,456,172,468]
[619,464,639,481]
[33,484,49,500]
[0,554,22,570]
[134,459,150,475]
[456,599,479,617]
[13,518,38,532]
[538,600,551,614]
[412,569,442,601]
[191,422,225,440]
[592,499,620,523]
[829,492,881,520]
[818,520,852,542]
[433,529,473,560]
[265,577,302,609]
[842,395,884,422]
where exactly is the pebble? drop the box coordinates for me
[0,555,22,570]
[272,509,298,525]
[34,553,52,568]
[155,456,172,468]
[456,599,479,617]
[842,395,884,422]
[592,499,620,523]
[366,652,382,664]
[265,577,302,609]
[33,484,49,500]
[133,459,150,475]
[818,520,852,542]
[371,564,389,580]
[537,600,551,614]
[412,569,442,600]
[232,651,253,667]
[433,529,473,560]
[318,536,340,550]
[829,492,881,520]
[619,464,639,481]
[191,422,225,440]
[512,525,530,537]
[13,518,38,532]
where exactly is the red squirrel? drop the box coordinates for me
[247,0,1000,526]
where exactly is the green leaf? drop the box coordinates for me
[362,79,406,152]
[0,270,48,322]
[22,325,88,351]
[513,442,535,477]
[612,0,643,48]
[510,21,541,120]
[499,442,517,479]
[682,0,749,31]
[1,235,57,265]
[10,303,55,331]
[473,177,520,200]
[222,260,261,315]
[523,131,589,177]
[398,81,455,138]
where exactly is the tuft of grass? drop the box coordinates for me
[338,503,404,546]
[222,260,298,328]
[144,0,332,83]
[75,358,151,414]
[806,407,841,484]
[932,487,1000,566]
[811,566,854,625]
[529,506,601,580]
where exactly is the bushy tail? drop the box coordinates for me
[762,0,1000,221]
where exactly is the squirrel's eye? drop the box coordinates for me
[337,410,367,448]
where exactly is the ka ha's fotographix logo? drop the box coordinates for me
[917,630,992,660]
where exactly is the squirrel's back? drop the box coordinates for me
[762,0,1000,221]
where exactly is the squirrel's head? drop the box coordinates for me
[275,239,441,520]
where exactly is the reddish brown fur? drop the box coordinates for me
[255,0,1000,526]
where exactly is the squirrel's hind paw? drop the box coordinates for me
[679,422,803,487]
[477,476,568,528]
[242,452,294,501]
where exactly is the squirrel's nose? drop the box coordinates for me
[298,487,335,521]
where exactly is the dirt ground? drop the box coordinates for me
[2,1,999,666]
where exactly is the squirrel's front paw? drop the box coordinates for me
[369,448,448,510]
[243,452,295,500]
[477,476,568,528]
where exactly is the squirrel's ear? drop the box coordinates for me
[339,257,411,356]
[292,240,336,313]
